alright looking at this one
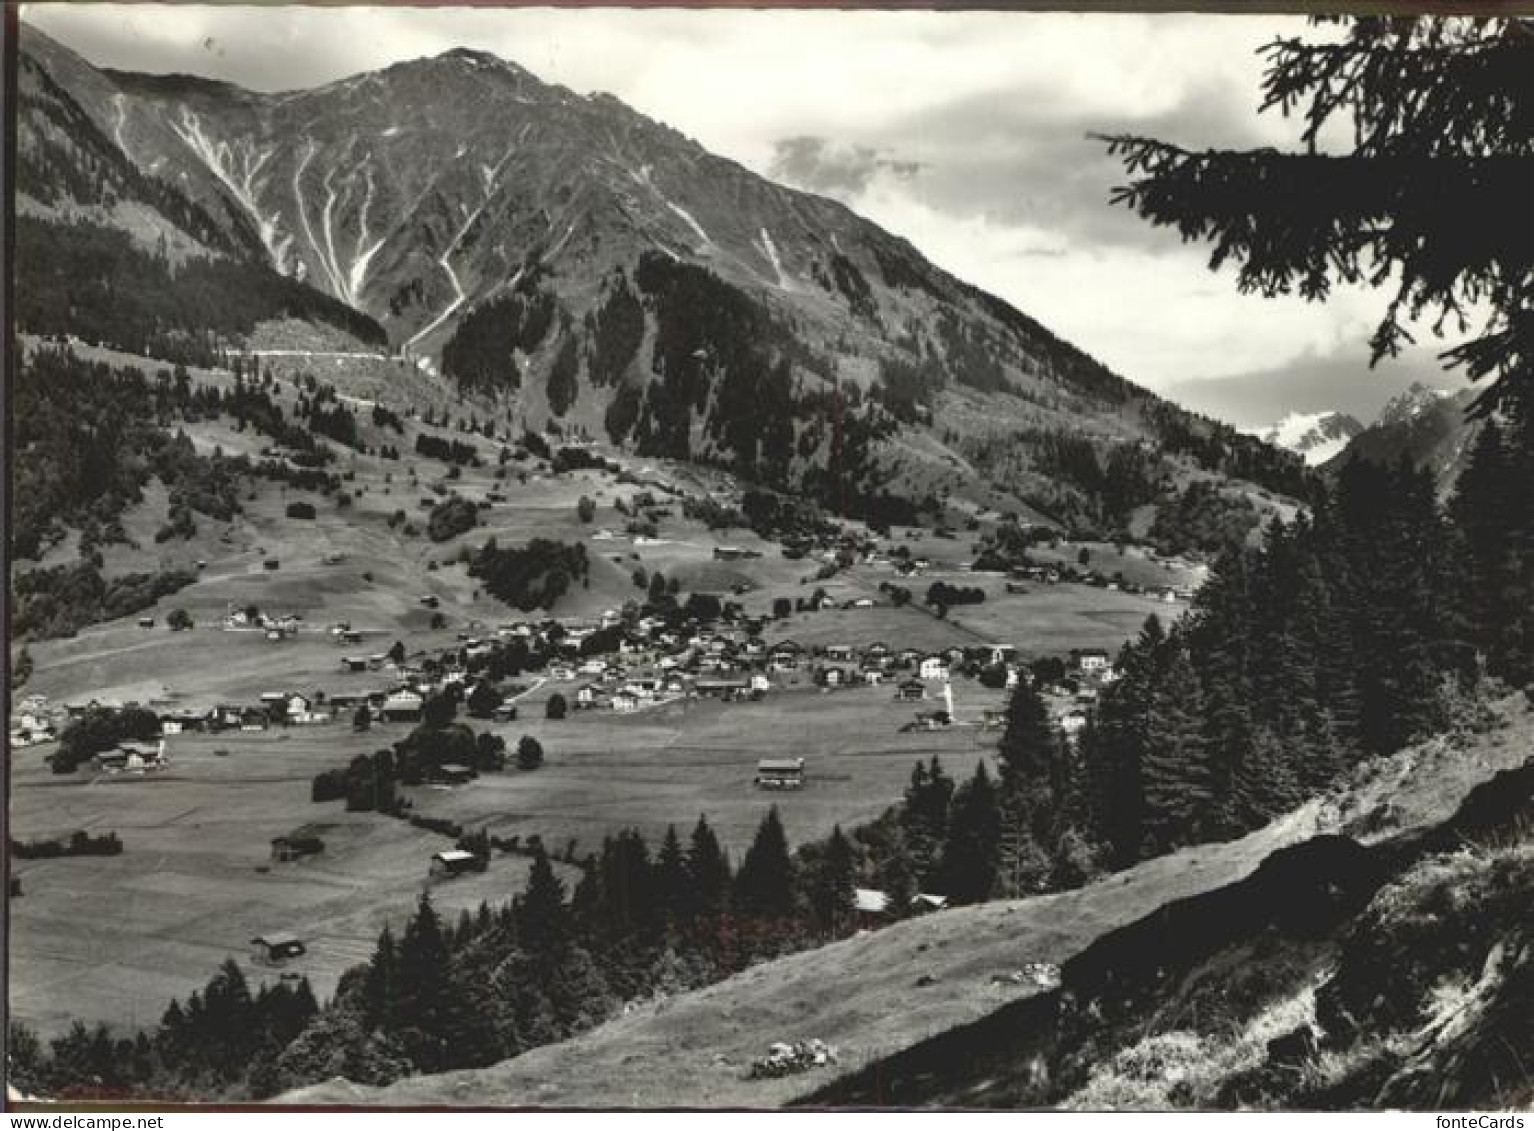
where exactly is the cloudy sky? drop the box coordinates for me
[24,3,1461,425]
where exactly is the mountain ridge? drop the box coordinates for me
[16,21,1309,531]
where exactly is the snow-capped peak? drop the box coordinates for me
[1246,410,1364,466]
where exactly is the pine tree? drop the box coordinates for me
[1138,637,1213,855]
[811,825,859,935]
[518,845,569,956]
[396,895,452,1068]
[362,925,400,1030]
[687,815,732,919]
[1102,16,1532,417]
[936,762,1002,904]
[655,824,692,924]
[733,806,796,919]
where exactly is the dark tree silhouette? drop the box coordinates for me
[1100,16,1533,417]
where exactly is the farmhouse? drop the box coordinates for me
[695,678,749,700]
[854,887,892,928]
[249,933,306,964]
[755,757,806,789]
[895,678,927,701]
[919,655,950,681]
[380,690,425,723]
[430,849,480,879]
[820,666,850,688]
[1075,648,1111,673]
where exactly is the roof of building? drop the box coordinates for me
[251,932,302,948]
[757,758,805,773]
[854,888,891,914]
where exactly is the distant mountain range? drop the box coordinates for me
[1249,382,1481,492]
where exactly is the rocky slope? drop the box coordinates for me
[1326,383,1482,496]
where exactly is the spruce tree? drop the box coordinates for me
[655,824,692,924]
[812,825,859,935]
[733,806,796,919]
[687,815,732,919]
[936,762,1002,904]
[1138,638,1213,855]
[518,845,569,956]
[362,925,399,1031]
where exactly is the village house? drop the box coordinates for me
[93,740,167,773]
[249,933,306,965]
[429,849,480,879]
[1075,648,1111,674]
[380,690,425,723]
[428,763,476,786]
[919,655,950,681]
[819,665,850,688]
[755,757,805,790]
[854,888,892,930]
[895,678,927,702]
[695,677,749,700]
[155,709,203,736]
[611,690,639,712]
[575,684,602,708]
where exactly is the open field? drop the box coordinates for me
[414,681,1010,857]
[7,728,580,1038]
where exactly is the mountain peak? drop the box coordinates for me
[1377,382,1453,428]
[1248,410,1363,466]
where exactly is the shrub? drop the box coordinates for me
[516,735,545,771]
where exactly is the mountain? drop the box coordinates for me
[14,24,1310,529]
[1325,383,1481,495]
[1246,411,1364,467]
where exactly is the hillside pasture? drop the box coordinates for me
[8,728,569,1038]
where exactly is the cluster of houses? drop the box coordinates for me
[10,695,57,748]
[222,607,304,640]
